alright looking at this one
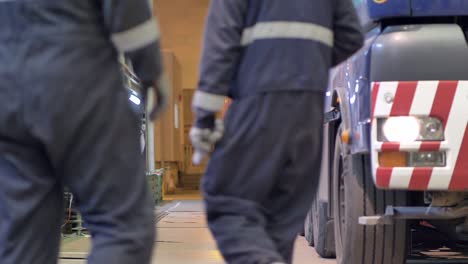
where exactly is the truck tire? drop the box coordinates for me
[332,130,408,264]
[312,198,335,258]
[304,210,314,246]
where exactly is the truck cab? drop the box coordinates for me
[304,1,468,263]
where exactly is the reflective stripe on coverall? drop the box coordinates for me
[195,0,364,263]
[0,0,163,263]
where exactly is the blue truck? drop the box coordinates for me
[304,1,468,263]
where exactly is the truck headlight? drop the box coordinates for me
[377,117,444,142]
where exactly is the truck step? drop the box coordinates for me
[359,216,388,226]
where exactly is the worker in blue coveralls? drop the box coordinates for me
[190,1,364,263]
[0,0,167,263]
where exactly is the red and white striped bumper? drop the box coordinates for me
[371,81,468,191]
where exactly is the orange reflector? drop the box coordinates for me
[341,130,351,144]
[379,152,407,167]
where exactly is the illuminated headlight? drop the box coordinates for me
[377,117,444,142]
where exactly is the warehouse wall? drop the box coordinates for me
[152,0,210,190]
[154,0,210,89]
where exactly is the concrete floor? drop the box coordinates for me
[154,200,335,264]
[60,199,335,264]
[163,189,202,201]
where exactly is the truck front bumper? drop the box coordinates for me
[371,81,468,191]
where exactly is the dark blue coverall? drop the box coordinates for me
[0,0,163,263]
[192,1,364,263]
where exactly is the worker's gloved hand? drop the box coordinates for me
[190,108,224,165]
[143,76,169,120]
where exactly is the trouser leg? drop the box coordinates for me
[31,68,156,264]
[203,95,288,264]
[265,92,324,263]
[205,195,284,264]
[60,87,155,264]
[269,235,295,264]
[0,144,62,264]
[204,92,324,264]
[266,151,321,264]
[0,27,62,263]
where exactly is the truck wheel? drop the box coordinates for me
[312,198,335,257]
[304,210,314,246]
[332,131,408,264]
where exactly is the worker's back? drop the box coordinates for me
[0,0,106,39]
[0,0,118,97]
[238,0,333,96]
[198,0,362,99]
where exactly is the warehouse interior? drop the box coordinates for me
[152,0,214,198]
[56,0,468,263]
[59,1,327,263]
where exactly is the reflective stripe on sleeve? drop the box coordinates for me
[241,21,334,47]
[111,18,160,53]
[192,91,226,112]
